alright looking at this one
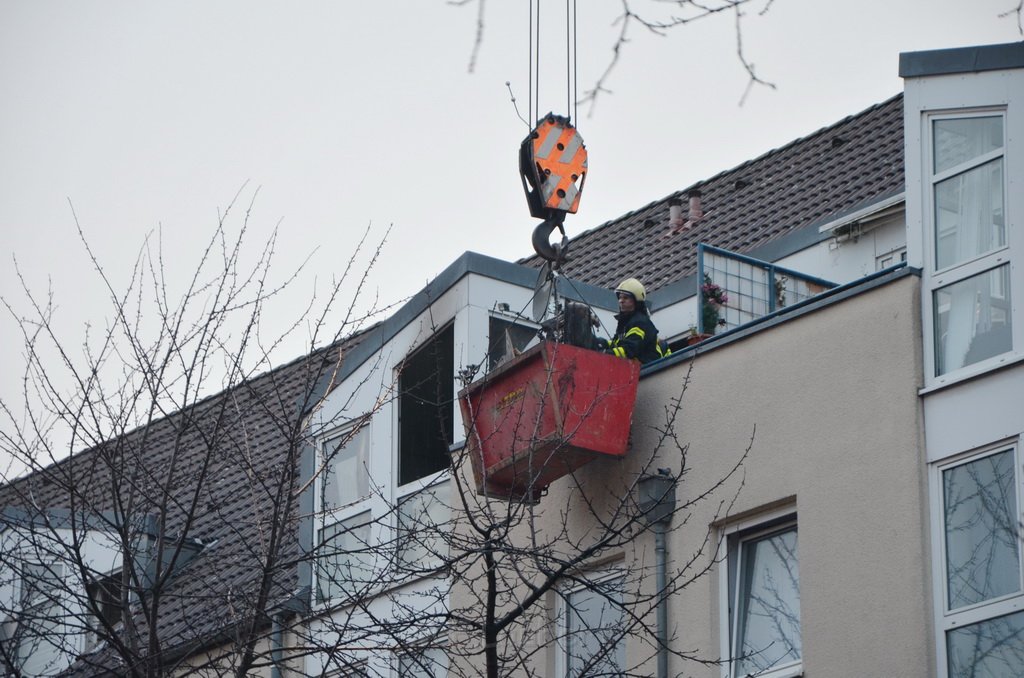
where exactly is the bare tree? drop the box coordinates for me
[0,192,396,677]
[1,200,758,678]
[451,0,778,113]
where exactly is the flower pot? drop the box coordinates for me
[685,333,714,346]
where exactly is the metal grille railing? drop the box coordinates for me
[697,244,836,334]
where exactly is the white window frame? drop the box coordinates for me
[395,472,451,576]
[315,418,377,606]
[930,439,1024,678]
[717,507,801,678]
[320,419,372,514]
[555,568,626,678]
[316,508,374,605]
[14,561,66,674]
[876,246,908,271]
[486,311,540,372]
[922,108,1018,386]
[84,567,123,651]
[394,636,448,678]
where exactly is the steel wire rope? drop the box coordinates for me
[558,274,615,340]
[566,0,571,118]
[535,0,541,123]
[573,0,578,123]
[488,263,614,353]
[528,0,533,126]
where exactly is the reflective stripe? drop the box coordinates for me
[558,182,578,211]
[559,132,583,164]
[625,327,646,340]
[535,126,561,160]
[613,346,626,358]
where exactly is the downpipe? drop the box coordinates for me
[638,471,675,678]
[654,521,668,678]
[271,613,284,678]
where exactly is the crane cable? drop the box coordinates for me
[529,0,578,125]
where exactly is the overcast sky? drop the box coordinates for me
[1,1,1019,470]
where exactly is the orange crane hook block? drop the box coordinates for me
[519,113,588,220]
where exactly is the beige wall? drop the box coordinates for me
[452,274,932,677]
[650,274,929,677]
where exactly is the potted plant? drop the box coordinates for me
[684,325,711,346]
[701,273,728,335]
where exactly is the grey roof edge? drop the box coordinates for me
[325,252,617,389]
[0,506,123,533]
[811,188,906,233]
[641,264,921,377]
[900,41,1024,78]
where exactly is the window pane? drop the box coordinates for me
[934,116,1003,174]
[943,449,1020,610]
[398,646,448,678]
[21,563,63,606]
[488,317,538,370]
[734,527,801,676]
[934,158,1005,269]
[947,610,1024,678]
[399,325,454,486]
[398,481,451,571]
[565,576,625,677]
[318,511,373,602]
[323,426,370,511]
[17,612,64,675]
[933,265,1013,375]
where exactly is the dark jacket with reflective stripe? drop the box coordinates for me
[608,310,662,364]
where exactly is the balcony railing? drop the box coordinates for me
[697,244,837,334]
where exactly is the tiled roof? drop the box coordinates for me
[520,93,905,292]
[0,329,373,674]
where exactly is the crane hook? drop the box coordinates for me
[532,217,569,264]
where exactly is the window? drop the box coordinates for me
[322,423,371,512]
[16,562,65,674]
[317,421,376,604]
[398,324,454,487]
[723,516,801,678]
[397,643,448,678]
[926,111,1014,379]
[932,116,1005,271]
[317,510,373,603]
[397,479,450,573]
[561,573,625,677]
[85,569,123,649]
[937,444,1024,677]
[488,315,538,370]
[323,660,370,677]
[934,265,1012,376]
[876,247,908,271]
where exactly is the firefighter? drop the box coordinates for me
[598,278,669,364]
